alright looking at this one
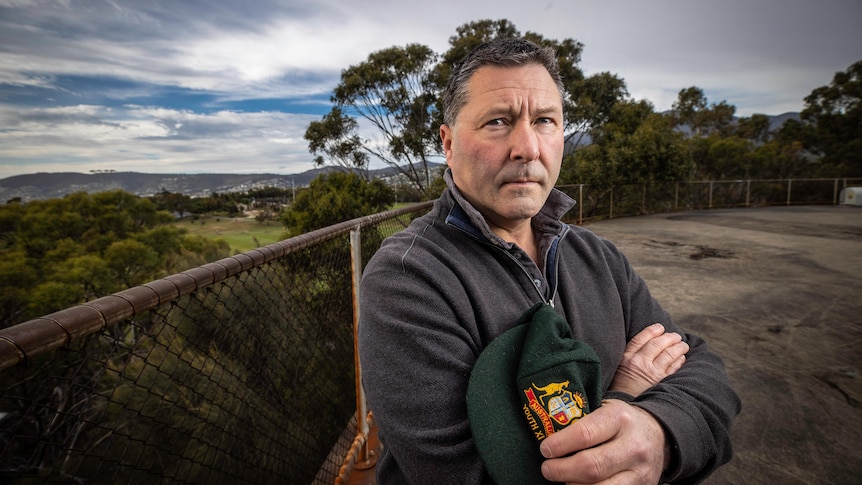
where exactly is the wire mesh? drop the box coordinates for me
[0,202,434,485]
[556,177,862,224]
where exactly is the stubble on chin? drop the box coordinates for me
[497,188,545,221]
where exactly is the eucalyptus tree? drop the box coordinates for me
[281,171,395,235]
[565,72,629,149]
[563,99,690,187]
[734,113,772,144]
[671,86,736,137]
[802,59,862,176]
[305,44,440,197]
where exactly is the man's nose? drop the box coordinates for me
[509,121,540,162]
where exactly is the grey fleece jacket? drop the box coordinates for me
[358,174,740,484]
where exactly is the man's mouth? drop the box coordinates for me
[503,179,537,186]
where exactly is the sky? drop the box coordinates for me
[0,0,860,179]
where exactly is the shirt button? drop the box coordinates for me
[534,279,542,288]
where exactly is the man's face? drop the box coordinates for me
[441,64,564,232]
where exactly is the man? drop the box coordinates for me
[358,38,740,484]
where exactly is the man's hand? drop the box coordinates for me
[540,399,669,484]
[610,323,689,397]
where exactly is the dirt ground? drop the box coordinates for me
[582,205,862,485]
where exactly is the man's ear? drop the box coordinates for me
[440,124,453,165]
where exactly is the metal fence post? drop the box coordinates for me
[609,186,614,219]
[787,179,793,206]
[578,184,584,225]
[641,184,647,214]
[709,181,714,209]
[349,226,373,467]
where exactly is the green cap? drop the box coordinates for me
[466,303,603,485]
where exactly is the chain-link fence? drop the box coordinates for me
[557,177,862,224]
[0,201,432,484]
[0,176,859,484]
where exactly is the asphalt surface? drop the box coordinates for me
[582,205,862,485]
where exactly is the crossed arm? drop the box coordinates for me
[540,323,690,484]
[609,322,689,397]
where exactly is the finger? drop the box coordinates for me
[543,402,667,484]
[624,323,665,356]
[550,468,658,485]
[540,401,640,483]
[542,444,611,484]
[667,354,686,375]
[545,449,646,485]
[653,340,690,369]
[540,401,623,459]
[635,331,682,361]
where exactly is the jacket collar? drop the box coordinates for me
[442,168,575,249]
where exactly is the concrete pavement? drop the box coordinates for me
[583,205,862,485]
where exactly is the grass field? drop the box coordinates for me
[172,216,288,253]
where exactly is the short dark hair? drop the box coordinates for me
[442,38,565,125]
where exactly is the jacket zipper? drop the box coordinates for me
[448,223,568,308]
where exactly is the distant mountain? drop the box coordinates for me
[0,163,443,203]
[656,111,800,137]
[767,112,801,131]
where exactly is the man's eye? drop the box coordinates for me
[486,118,505,126]
[536,117,554,124]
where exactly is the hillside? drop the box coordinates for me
[0,164,442,203]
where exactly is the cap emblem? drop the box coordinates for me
[522,380,586,441]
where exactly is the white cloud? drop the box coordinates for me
[0,105,319,176]
[0,0,860,178]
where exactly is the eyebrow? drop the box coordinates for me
[532,106,563,118]
[479,104,562,120]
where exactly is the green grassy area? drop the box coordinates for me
[172,216,288,253]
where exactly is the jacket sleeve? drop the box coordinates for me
[604,237,742,484]
[357,246,490,484]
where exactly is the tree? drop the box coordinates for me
[671,87,736,137]
[40,254,114,308]
[735,114,772,144]
[174,235,231,270]
[150,190,193,218]
[27,281,84,317]
[0,251,38,324]
[768,118,815,177]
[802,60,862,175]
[672,86,707,134]
[306,44,440,197]
[703,136,756,179]
[281,171,395,235]
[104,239,160,288]
[561,100,690,187]
[304,107,369,176]
[566,72,629,148]
[0,202,23,249]
[432,19,522,86]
